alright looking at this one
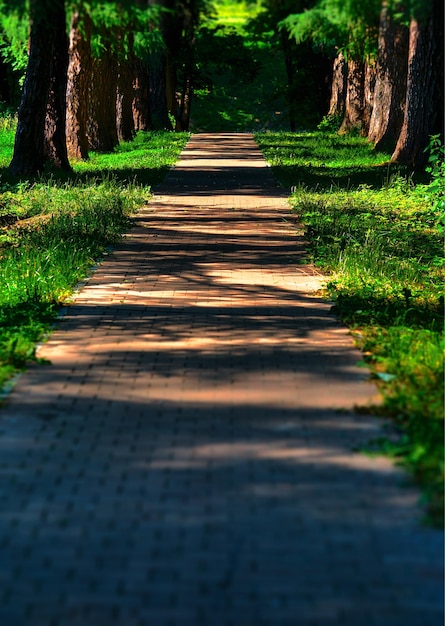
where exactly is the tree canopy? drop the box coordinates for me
[0,0,442,173]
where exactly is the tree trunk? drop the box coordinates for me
[165,55,177,119]
[9,0,63,176]
[339,58,366,134]
[174,1,194,131]
[362,60,376,136]
[132,58,153,131]
[87,46,119,152]
[148,50,172,130]
[391,13,435,167]
[368,3,409,151]
[280,32,298,131]
[328,50,346,117]
[116,32,136,143]
[432,0,444,140]
[66,10,92,160]
[0,56,11,105]
[147,0,173,130]
[44,0,71,171]
[176,70,192,131]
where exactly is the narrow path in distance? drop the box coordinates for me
[0,133,442,625]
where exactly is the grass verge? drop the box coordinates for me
[0,128,189,391]
[256,130,444,526]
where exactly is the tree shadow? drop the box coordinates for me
[0,133,443,624]
[0,164,174,189]
[270,163,396,192]
[0,363,443,623]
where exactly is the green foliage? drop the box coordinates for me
[192,3,289,131]
[280,1,342,48]
[317,112,343,132]
[0,2,29,84]
[257,130,444,525]
[359,326,444,521]
[280,0,381,59]
[421,134,445,217]
[0,128,188,389]
[194,24,262,95]
[212,0,263,32]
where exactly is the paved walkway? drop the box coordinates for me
[0,133,442,625]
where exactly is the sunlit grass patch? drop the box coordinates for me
[257,131,395,189]
[72,130,190,186]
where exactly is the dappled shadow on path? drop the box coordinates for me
[0,133,442,626]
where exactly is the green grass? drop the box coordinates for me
[257,130,444,525]
[0,127,189,390]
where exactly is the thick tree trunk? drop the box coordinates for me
[339,59,366,134]
[368,4,409,151]
[391,14,435,167]
[9,0,63,176]
[132,58,153,131]
[66,11,92,160]
[87,46,119,152]
[116,32,136,143]
[328,51,347,117]
[44,0,71,171]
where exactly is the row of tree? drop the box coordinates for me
[277,0,443,167]
[1,0,201,176]
[0,0,443,175]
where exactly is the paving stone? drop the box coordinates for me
[0,133,442,625]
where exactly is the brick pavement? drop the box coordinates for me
[0,133,443,625]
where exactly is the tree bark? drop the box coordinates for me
[146,0,173,130]
[132,57,153,131]
[148,49,172,130]
[87,45,119,152]
[174,1,194,131]
[176,70,192,131]
[368,3,409,151]
[362,60,376,136]
[391,13,435,167]
[0,56,11,105]
[9,0,65,176]
[44,0,71,170]
[328,51,347,117]
[280,32,299,131]
[66,10,92,160]
[165,56,177,119]
[116,31,136,143]
[339,58,366,134]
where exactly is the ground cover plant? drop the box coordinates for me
[0,123,189,391]
[256,131,444,525]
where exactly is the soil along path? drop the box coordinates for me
[0,133,442,625]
